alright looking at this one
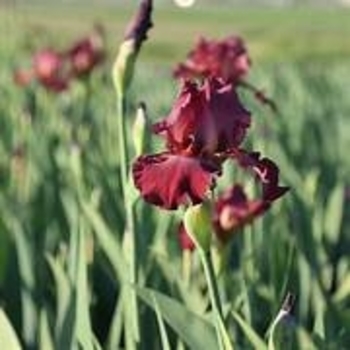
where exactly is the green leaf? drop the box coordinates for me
[92,334,103,350]
[217,315,234,350]
[12,221,37,346]
[0,308,22,350]
[137,286,218,350]
[46,255,72,339]
[106,289,124,350]
[39,309,54,350]
[75,217,94,350]
[81,201,126,281]
[333,273,350,302]
[231,311,267,350]
[324,183,344,244]
[152,293,171,350]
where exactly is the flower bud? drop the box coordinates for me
[112,0,153,94]
[132,101,148,156]
[183,201,213,252]
[112,39,136,95]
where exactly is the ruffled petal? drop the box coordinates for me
[153,79,251,155]
[206,79,251,152]
[132,152,219,210]
[229,149,289,201]
[213,185,269,242]
[174,36,250,83]
[152,81,213,154]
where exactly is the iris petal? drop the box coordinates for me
[214,185,269,243]
[133,152,220,210]
[229,149,289,201]
[153,79,251,155]
[174,36,250,83]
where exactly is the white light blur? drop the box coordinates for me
[173,0,196,8]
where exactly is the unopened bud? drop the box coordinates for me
[132,101,148,156]
[183,201,213,252]
[112,0,153,94]
[112,39,136,95]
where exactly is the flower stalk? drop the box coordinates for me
[112,1,153,348]
[198,247,233,350]
[183,203,233,349]
[116,91,140,348]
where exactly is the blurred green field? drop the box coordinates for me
[1,2,350,350]
[2,4,350,64]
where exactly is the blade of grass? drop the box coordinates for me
[0,308,22,350]
[137,286,218,350]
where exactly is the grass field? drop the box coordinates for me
[2,4,350,64]
[1,2,350,349]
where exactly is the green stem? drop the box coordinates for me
[198,248,232,350]
[116,92,139,349]
[182,250,192,288]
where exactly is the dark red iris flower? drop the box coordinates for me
[132,34,286,211]
[32,49,69,92]
[66,25,105,78]
[132,79,286,210]
[132,78,252,210]
[174,36,250,84]
[153,79,251,155]
[174,36,278,113]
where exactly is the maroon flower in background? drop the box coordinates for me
[32,49,68,92]
[14,26,106,93]
[13,68,33,87]
[66,25,105,78]
[174,36,250,84]
[153,79,251,155]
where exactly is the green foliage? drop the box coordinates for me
[0,309,22,350]
[1,4,350,350]
[137,287,218,350]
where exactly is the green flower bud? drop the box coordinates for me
[132,101,148,156]
[112,39,136,95]
[183,201,213,252]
